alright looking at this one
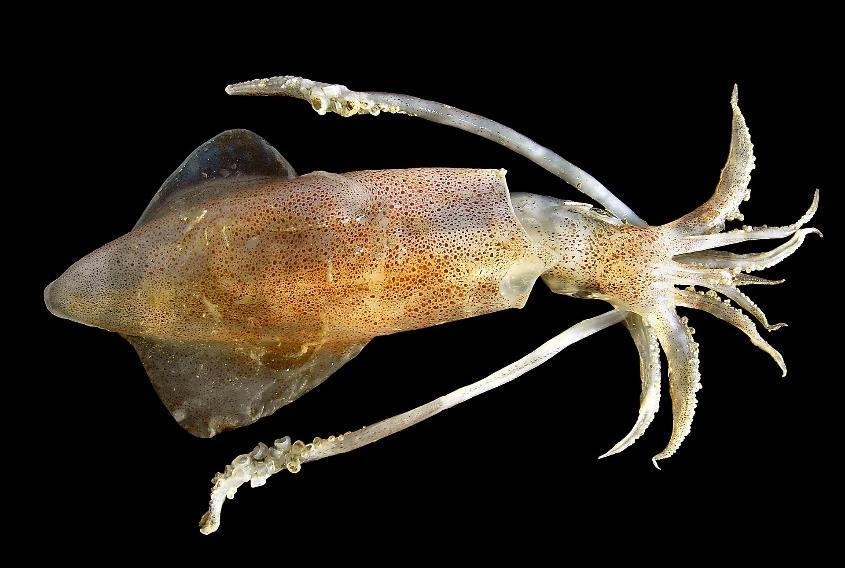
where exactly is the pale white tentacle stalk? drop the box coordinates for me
[225,76,646,226]
[676,190,819,254]
[599,313,661,459]
[676,228,821,272]
[199,309,627,535]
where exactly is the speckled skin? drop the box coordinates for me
[45,165,550,436]
[511,193,669,313]
[47,168,543,344]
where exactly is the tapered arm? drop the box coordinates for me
[199,308,627,534]
[226,76,646,226]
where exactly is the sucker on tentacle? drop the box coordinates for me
[676,190,819,253]
[599,313,661,458]
[670,85,755,235]
[669,267,786,331]
[676,227,821,272]
[674,288,786,376]
[703,283,786,331]
[650,309,701,467]
[731,274,786,286]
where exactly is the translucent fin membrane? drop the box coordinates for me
[199,309,626,534]
[137,129,296,228]
[226,76,646,226]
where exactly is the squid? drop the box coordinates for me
[43,76,820,534]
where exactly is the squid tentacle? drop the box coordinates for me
[650,308,702,467]
[731,274,786,286]
[669,265,785,331]
[225,76,646,226]
[703,283,786,331]
[674,288,786,376]
[676,227,821,272]
[199,309,627,535]
[599,313,662,458]
[671,85,754,235]
[676,190,819,254]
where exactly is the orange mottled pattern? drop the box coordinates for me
[64,168,543,348]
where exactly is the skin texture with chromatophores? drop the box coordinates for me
[43,77,820,534]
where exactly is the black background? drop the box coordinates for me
[18,19,838,558]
